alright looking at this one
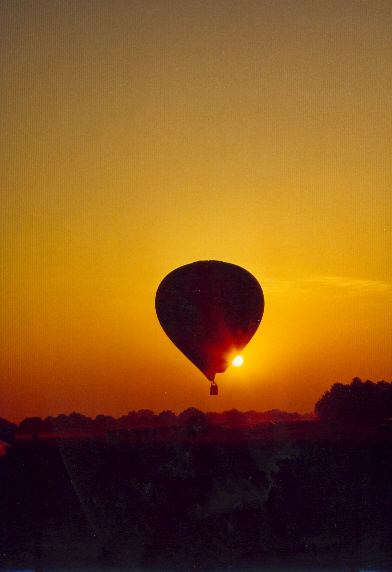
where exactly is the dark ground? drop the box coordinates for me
[1,426,391,572]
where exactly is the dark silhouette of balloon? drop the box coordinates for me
[155,261,264,393]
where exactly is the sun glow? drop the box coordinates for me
[232,355,243,367]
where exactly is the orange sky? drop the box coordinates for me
[1,0,391,423]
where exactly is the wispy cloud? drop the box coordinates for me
[303,276,391,292]
[263,276,391,296]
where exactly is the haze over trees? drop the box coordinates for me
[5,408,314,436]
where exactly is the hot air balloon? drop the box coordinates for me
[155,260,264,394]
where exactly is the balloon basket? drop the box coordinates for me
[210,382,218,395]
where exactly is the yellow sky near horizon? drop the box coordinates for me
[1,0,391,423]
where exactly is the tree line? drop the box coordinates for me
[1,407,314,436]
[1,377,391,436]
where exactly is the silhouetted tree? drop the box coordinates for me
[243,410,259,425]
[93,414,116,432]
[43,417,54,434]
[158,410,177,426]
[48,413,68,433]
[67,412,93,432]
[18,416,46,435]
[0,417,17,435]
[223,409,246,426]
[315,378,392,426]
[177,408,208,437]
[205,411,225,425]
[117,411,140,428]
[48,412,93,433]
[138,409,156,426]
[178,407,206,426]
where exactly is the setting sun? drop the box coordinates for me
[232,356,243,367]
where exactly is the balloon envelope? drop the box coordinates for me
[155,260,264,382]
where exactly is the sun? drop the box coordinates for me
[232,355,243,367]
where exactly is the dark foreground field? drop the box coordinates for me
[1,428,392,571]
